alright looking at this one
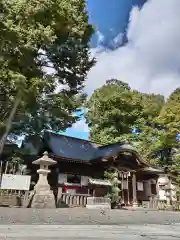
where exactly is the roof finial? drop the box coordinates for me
[43,151,48,156]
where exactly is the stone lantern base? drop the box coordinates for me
[31,179,56,208]
[31,190,56,209]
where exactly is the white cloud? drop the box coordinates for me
[85,0,180,97]
[113,32,123,46]
[71,119,89,133]
[96,30,105,45]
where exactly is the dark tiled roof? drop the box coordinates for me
[43,131,146,165]
[3,142,19,155]
[43,131,98,161]
[94,142,138,159]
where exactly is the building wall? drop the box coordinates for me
[57,161,105,178]
[56,161,108,196]
[56,162,160,203]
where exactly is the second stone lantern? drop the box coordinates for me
[31,151,57,208]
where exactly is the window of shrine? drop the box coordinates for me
[67,174,81,184]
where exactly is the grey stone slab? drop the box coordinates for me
[0,225,180,239]
[0,207,180,225]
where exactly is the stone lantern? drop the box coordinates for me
[31,152,57,208]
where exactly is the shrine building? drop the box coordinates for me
[21,130,164,207]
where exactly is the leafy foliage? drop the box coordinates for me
[86,79,180,179]
[86,79,165,146]
[86,79,144,143]
[0,0,94,151]
[155,89,180,167]
[104,167,121,204]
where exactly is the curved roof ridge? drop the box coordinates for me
[42,130,149,166]
[44,130,102,146]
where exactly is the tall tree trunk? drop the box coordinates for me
[0,92,21,157]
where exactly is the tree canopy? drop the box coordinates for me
[0,0,94,154]
[86,79,180,175]
[86,79,165,145]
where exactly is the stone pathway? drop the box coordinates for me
[0,225,180,239]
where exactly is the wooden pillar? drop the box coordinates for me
[127,173,130,205]
[121,172,124,203]
[168,176,172,205]
[132,171,137,207]
[93,188,95,197]
[156,179,160,199]
[57,187,62,200]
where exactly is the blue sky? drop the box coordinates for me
[63,0,180,140]
[60,109,89,140]
[63,0,147,140]
[87,0,146,49]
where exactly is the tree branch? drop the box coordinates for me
[0,91,22,157]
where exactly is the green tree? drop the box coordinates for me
[86,80,180,176]
[129,93,165,165]
[127,89,180,169]
[104,167,121,207]
[0,0,94,154]
[86,79,143,144]
[152,88,180,168]
[86,79,164,149]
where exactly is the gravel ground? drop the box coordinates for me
[0,207,180,225]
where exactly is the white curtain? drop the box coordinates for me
[58,173,67,184]
[122,180,128,189]
[81,176,89,186]
[137,182,144,191]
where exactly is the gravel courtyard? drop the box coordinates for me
[0,207,180,225]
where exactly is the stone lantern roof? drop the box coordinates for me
[32,151,56,166]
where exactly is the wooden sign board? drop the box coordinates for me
[0,174,31,190]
